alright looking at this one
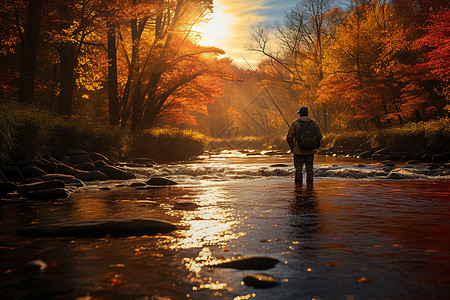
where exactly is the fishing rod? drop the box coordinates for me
[241,54,290,127]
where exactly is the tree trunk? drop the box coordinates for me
[107,24,119,126]
[131,83,143,132]
[58,44,77,116]
[18,0,42,104]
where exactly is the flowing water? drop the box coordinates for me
[1,152,450,299]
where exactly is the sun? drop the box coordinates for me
[195,0,237,48]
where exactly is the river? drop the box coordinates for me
[1,151,449,299]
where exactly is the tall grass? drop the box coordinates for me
[323,118,450,153]
[0,102,130,163]
[132,128,205,160]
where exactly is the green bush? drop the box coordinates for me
[132,128,205,160]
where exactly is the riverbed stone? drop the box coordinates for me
[94,160,108,170]
[0,182,17,195]
[15,160,44,169]
[432,152,450,164]
[41,162,57,174]
[130,182,147,187]
[38,174,85,187]
[100,165,136,180]
[22,259,47,275]
[243,273,280,288]
[56,163,80,176]
[74,162,97,171]
[0,166,24,182]
[21,164,47,178]
[70,153,93,165]
[17,180,65,194]
[16,218,178,238]
[90,152,113,164]
[212,256,280,270]
[74,170,109,181]
[146,177,177,186]
[24,188,69,200]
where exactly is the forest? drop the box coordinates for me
[0,0,449,159]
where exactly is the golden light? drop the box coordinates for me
[195,0,237,48]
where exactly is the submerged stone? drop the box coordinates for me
[243,273,280,288]
[212,256,280,270]
[16,218,177,238]
[146,177,178,186]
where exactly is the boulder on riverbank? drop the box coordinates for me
[212,256,280,270]
[16,218,177,238]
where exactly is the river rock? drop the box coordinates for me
[17,180,65,194]
[212,256,280,270]
[22,177,43,184]
[16,218,177,238]
[56,163,79,176]
[70,153,92,165]
[243,273,280,288]
[22,259,47,275]
[432,152,450,164]
[0,182,17,195]
[15,160,44,169]
[21,164,47,178]
[74,162,97,171]
[90,152,113,164]
[146,177,177,186]
[94,160,108,170]
[25,188,69,200]
[60,156,71,165]
[38,174,85,187]
[270,164,289,167]
[0,166,24,182]
[100,165,136,180]
[75,170,109,181]
[41,162,57,174]
[130,182,147,187]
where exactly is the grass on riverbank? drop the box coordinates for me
[0,102,207,163]
[323,118,450,153]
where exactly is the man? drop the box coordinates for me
[286,107,322,184]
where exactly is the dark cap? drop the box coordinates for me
[297,107,308,116]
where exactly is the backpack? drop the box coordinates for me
[296,119,317,150]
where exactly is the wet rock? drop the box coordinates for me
[172,202,198,210]
[75,170,109,181]
[22,259,47,275]
[100,187,111,190]
[0,182,17,195]
[100,165,135,180]
[17,180,65,194]
[21,164,47,178]
[146,177,177,186]
[70,153,92,165]
[0,166,24,182]
[386,172,403,179]
[94,160,108,170]
[432,152,450,164]
[269,164,289,167]
[22,178,43,184]
[41,162,57,174]
[74,162,97,171]
[38,174,85,187]
[60,156,71,165]
[16,218,177,238]
[212,256,280,270]
[25,188,69,200]
[243,273,280,288]
[90,152,113,164]
[56,163,79,176]
[15,160,44,169]
[130,182,147,187]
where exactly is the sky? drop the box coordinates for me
[195,0,301,67]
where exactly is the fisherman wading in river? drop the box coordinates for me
[287,107,322,184]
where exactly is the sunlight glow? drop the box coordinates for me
[195,1,238,48]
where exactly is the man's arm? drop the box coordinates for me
[286,122,296,150]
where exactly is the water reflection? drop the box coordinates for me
[290,184,320,239]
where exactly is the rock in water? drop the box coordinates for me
[146,177,178,186]
[100,165,136,180]
[25,188,69,200]
[22,259,47,275]
[212,256,280,270]
[21,165,46,178]
[243,273,280,288]
[38,174,84,186]
[17,180,65,194]
[75,170,109,181]
[16,218,177,238]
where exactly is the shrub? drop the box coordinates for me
[132,128,205,160]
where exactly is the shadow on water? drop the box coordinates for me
[290,184,320,239]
